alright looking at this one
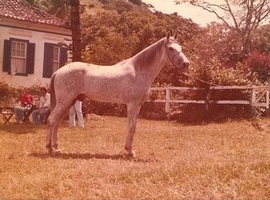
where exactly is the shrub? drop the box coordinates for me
[84,99,126,117]
[245,50,270,83]
[168,59,263,122]
[0,82,47,108]
[0,81,18,107]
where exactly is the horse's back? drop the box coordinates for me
[55,62,89,76]
[53,61,140,104]
[56,61,130,77]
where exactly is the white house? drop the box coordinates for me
[0,0,72,88]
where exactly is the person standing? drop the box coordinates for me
[32,87,50,124]
[69,100,84,128]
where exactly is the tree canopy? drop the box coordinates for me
[81,9,200,85]
[27,0,270,86]
[177,0,270,55]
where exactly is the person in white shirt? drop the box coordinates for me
[32,87,50,124]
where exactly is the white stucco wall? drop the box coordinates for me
[0,22,71,88]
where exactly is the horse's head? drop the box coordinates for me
[165,32,190,70]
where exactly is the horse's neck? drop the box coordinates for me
[132,38,166,82]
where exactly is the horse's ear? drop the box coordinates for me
[166,32,171,40]
[173,32,178,40]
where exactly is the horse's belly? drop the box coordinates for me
[84,81,129,104]
[86,91,126,104]
[59,67,148,104]
[84,80,147,104]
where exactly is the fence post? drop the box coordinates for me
[165,88,170,113]
[204,86,211,121]
[266,89,269,109]
[250,87,256,118]
[251,87,256,106]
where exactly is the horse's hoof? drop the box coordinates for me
[128,151,136,158]
[47,147,61,155]
[119,150,136,158]
[53,148,61,154]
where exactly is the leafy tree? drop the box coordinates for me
[251,24,270,54]
[46,0,70,20]
[26,0,81,62]
[25,0,35,5]
[25,0,70,18]
[176,0,270,58]
[129,0,141,5]
[43,0,81,61]
[81,10,200,85]
[245,50,270,83]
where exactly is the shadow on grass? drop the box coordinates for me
[29,152,158,163]
[0,123,47,134]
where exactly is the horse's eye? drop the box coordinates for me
[168,47,174,51]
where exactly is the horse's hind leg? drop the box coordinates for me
[47,103,71,153]
[47,111,61,153]
[125,103,141,157]
[47,115,61,153]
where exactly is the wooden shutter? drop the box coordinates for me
[43,43,54,78]
[60,47,68,68]
[26,43,35,74]
[3,40,11,73]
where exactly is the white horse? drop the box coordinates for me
[47,32,190,157]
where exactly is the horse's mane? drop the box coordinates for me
[131,38,166,68]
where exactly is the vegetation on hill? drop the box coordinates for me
[3,0,270,121]
[21,0,270,86]
[78,0,270,120]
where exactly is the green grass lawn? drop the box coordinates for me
[0,115,270,199]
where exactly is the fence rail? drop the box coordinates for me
[150,86,270,113]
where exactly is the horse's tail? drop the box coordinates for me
[50,73,56,112]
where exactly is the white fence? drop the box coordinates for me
[150,86,270,113]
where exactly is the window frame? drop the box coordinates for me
[52,46,61,72]
[11,40,27,74]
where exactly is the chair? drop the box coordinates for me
[1,107,14,125]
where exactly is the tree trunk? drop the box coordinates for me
[70,0,81,62]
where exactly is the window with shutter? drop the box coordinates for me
[2,38,35,76]
[43,43,68,78]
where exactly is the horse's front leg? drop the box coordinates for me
[46,108,65,154]
[125,103,141,157]
[46,123,52,150]
[46,116,61,154]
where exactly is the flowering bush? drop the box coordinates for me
[245,50,270,83]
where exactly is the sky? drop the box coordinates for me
[141,0,221,26]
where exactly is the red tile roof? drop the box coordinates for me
[0,0,69,28]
